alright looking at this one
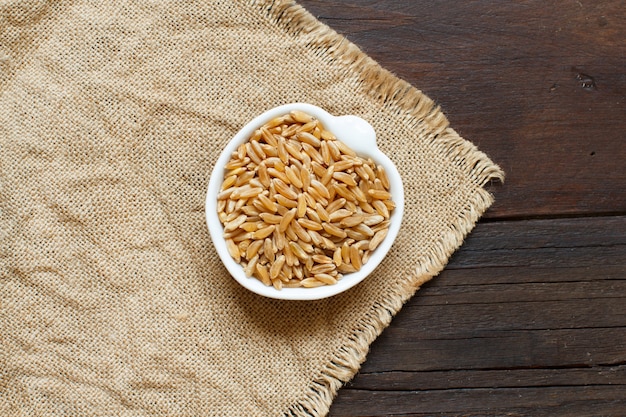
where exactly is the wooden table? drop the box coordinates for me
[298,1,626,415]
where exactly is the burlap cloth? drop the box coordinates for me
[0,1,504,416]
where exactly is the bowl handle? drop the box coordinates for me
[325,115,377,155]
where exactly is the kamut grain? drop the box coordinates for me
[274,194,298,209]
[333,248,343,267]
[279,208,297,233]
[314,274,337,285]
[368,228,388,251]
[218,111,395,289]
[326,140,341,161]
[286,165,303,189]
[246,239,264,259]
[296,131,321,147]
[322,222,347,239]
[328,208,353,222]
[297,194,307,217]
[253,225,275,239]
[297,217,323,231]
[301,278,325,288]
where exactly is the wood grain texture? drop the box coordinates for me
[296,1,626,415]
[299,0,626,219]
[329,217,626,416]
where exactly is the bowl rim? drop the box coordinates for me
[205,103,404,300]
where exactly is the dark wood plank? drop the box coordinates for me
[360,327,626,372]
[348,366,626,391]
[299,0,626,219]
[329,386,626,417]
[327,216,626,416]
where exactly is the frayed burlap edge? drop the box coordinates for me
[252,1,505,416]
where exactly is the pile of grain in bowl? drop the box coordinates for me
[217,110,394,290]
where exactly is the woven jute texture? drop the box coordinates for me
[0,1,504,416]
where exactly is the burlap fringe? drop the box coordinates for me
[252,1,505,416]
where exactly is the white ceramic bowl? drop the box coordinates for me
[205,103,404,300]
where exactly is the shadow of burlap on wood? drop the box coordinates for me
[0,1,504,416]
